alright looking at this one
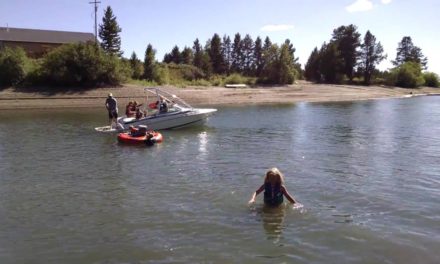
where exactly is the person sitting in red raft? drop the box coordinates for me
[129,125,151,137]
[124,125,162,146]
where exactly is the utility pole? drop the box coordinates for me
[89,0,101,43]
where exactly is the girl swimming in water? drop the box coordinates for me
[248,168,297,206]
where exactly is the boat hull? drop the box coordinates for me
[95,87,218,133]
[118,108,217,130]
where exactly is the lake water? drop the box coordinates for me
[0,96,439,263]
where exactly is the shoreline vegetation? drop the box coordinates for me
[1,7,439,110]
[1,82,439,110]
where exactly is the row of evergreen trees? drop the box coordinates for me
[98,6,301,85]
[74,6,440,88]
[128,34,302,85]
[304,24,437,87]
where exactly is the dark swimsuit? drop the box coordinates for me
[263,183,284,206]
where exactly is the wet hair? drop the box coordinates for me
[264,167,284,185]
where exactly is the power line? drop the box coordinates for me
[89,0,101,43]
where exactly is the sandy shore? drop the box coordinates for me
[0,82,439,110]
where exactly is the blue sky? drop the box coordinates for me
[1,0,439,74]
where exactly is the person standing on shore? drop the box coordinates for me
[105,93,118,128]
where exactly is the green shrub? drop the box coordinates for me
[258,63,297,85]
[23,58,45,86]
[100,55,130,86]
[224,73,248,85]
[209,75,223,86]
[423,72,439,87]
[387,62,424,88]
[154,63,208,86]
[190,79,212,87]
[383,70,396,86]
[152,64,170,85]
[165,63,205,82]
[41,42,129,87]
[180,64,205,81]
[127,78,157,86]
[0,47,29,86]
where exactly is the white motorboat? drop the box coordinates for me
[95,88,217,132]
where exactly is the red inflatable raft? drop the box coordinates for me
[117,131,163,145]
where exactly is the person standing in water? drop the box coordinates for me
[105,93,118,128]
[248,168,297,206]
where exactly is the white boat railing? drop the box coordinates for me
[144,87,193,110]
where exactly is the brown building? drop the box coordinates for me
[0,27,95,58]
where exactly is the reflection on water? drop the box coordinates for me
[259,205,286,242]
[251,203,306,243]
[0,97,440,263]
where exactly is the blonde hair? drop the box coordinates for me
[264,167,285,185]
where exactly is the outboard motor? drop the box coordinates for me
[145,133,156,146]
[138,125,148,135]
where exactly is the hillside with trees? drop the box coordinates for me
[304,25,438,88]
[156,32,303,86]
[0,5,438,90]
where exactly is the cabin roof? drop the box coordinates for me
[0,27,95,44]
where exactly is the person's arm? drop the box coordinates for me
[281,186,297,204]
[248,184,265,204]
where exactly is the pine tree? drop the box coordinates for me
[163,53,172,63]
[254,37,263,77]
[260,36,273,76]
[393,36,427,69]
[193,38,203,69]
[241,34,254,76]
[170,46,181,64]
[305,47,321,82]
[143,44,155,80]
[129,51,143,79]
[222,35,232,74]
[263,36,272,51]
[277,43,296,84]
[260,43,279,83]
[360,30,386,85]
[181,46,194,65]
[331,24,361,81]
[319,42,343,83]
[209,33,225,74]
[231,33,243,73]
[284,39,296,59]
[191,38,212,75]
[284,39,301,79]
[200,53,212,76]
[98,6,122,56]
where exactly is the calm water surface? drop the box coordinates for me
[0,96,439,263]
